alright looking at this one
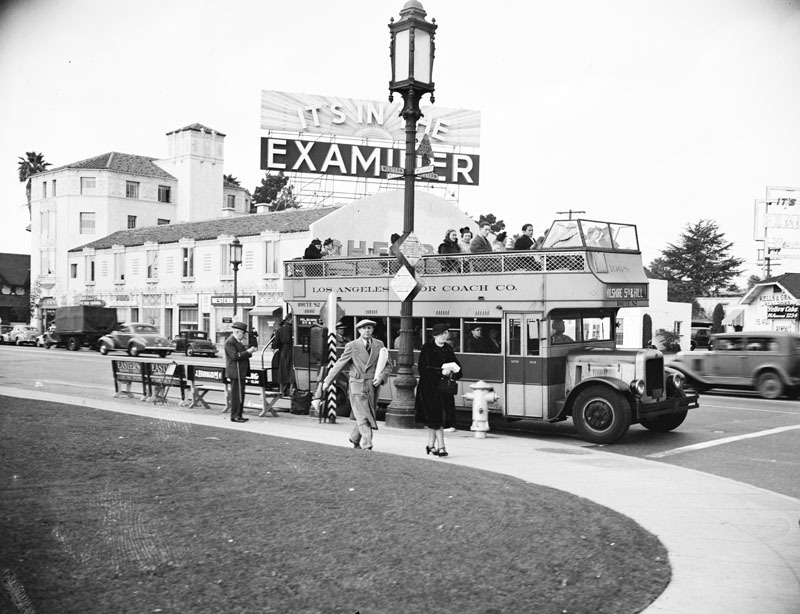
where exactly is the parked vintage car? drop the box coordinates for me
[0,325,12,343]
[9,325,39,346]
[97,322,172,357]
[171,330,218,357]
[667,331,800,399]
[690,326,712,351]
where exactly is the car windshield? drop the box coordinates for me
[132,324,159,334]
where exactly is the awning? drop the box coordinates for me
[722,306,745,327]
[248,305,283,317]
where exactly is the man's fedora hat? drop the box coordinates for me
[231,321,248,332]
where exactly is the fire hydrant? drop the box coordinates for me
[463,380,497,438]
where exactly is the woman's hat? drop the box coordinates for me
[231,321,247,331]
[431,323,450,336]
[355,319,376,330]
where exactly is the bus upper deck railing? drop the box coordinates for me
[284,250,596,278]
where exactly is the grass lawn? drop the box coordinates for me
[0,396,669,613]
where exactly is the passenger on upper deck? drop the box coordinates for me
[389,233,401,256]
[321,238,337,257]
[458,227,472,253]
[513,224,535,250]
[492,232,507,252]
[303,239,322,259]
[438,229,461,273]
[469,223,493,253]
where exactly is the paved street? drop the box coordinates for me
[2,344,799,500]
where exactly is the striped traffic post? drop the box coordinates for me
[324,292,338,423]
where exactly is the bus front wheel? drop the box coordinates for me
[572,386,631,444]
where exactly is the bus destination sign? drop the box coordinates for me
[605,284,648,307]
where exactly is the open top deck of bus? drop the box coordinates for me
[284,219,649,317]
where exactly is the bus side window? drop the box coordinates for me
[508,318,522,356]
[527,319,540,355]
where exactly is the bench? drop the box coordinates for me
[186,365,281,417]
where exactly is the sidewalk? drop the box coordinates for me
[2,384,799,614]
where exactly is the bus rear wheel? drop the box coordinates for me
[640,410,688,432]
[572,386,631,444]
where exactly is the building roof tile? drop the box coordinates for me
[49,152,176,180]
[69,207,338,252]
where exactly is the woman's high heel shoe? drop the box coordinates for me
[435,449,449,457]
[426,445,436,455]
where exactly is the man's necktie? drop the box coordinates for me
[366,341,371,354]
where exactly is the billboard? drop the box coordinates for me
[260,90,481,186]
[764,186,800,261]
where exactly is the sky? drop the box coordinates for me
[1,0,799,282]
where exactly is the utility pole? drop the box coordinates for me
[556,209,586,220]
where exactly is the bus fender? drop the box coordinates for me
[561,377,632,418]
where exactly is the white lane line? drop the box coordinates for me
[700,404,799,415]
[647,424,800,459]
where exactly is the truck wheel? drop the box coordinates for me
[99,344,109,355]
[67,337,80,351]
[129,344,141,357]
[756,371,784,400]
[572,386,631,444]
[641,410,688,432]
[186,345,195,357]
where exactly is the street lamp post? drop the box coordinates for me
[385,0,437,429]
[230,237,243,318]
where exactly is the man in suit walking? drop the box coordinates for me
[225,321,256,423]
[323,319,390,450]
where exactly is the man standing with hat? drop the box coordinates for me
[225,321,256,423]
[323,319,390,450]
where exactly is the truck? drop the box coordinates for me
[44,305,120,351]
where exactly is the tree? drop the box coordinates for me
[647,220,744,303]
[746,274,763,290]
[18,151,51,221]
[252,171,298,212]
[473,213,505,233]
[223,174,241,186]
[712,303,725,333]
[642,313,653,348]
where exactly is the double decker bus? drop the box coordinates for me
[283,218,699,444]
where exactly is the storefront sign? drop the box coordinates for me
[211,295,255,307]
[766,304,799,319]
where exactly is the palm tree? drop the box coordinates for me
[18,151,51,221]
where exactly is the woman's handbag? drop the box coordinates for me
[437,374,458,395]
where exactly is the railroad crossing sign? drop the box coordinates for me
[390,265,424,302]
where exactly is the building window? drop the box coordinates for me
[158,218,170,225]
[147,250,158,280]
[114,252,126,282]
[221,243,233,276]
[40,250,54,275]
[126,181,140,199]
[182,247,194,278]
[265,240,280,275]
[179,308,199,331]
[52,179,57,196]
[42,181,47,198]
[226,194,236,209]
[85,256,95,282]
[80,212,95,234]
[70,263,77,278]
[80,177,96,194]
[127,215,137,229]
[158,185,171,203]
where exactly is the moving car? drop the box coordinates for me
[97,322,172,357]
[9,325,39,346]
[667,331,800,399]
[171,330,218,357]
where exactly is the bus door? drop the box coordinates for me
[504,313,544,418]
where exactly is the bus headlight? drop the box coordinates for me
[629,379,646,396]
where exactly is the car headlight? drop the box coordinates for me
[629,379,646,396]
[666,372,684,393]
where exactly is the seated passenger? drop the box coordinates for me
[513,223,535,250]
[492,231,508,252]
[458,227,473,253]
[438,229,461,272]
[469,224,493,253]
[321,238,337,258]
[465,325,493,353]
[303,239,323,259]
[551,319,574,344]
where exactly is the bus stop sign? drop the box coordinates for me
[391,265,424,302]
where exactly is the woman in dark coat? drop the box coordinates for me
[415,322,461,457]
[438,229,461,273]
[271,318,296,395]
